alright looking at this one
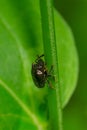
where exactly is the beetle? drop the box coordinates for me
[31,54,54,88]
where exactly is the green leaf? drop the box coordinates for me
[54,11,79,107]
[0,0,78,129]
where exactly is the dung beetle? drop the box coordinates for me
[31,54,54,88]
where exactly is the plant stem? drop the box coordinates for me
[39,0,63,130]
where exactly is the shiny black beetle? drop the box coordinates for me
[31,54,54,88]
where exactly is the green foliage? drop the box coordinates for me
[0,0,78,129]
[54,11,79,107]
[56,0,87,130]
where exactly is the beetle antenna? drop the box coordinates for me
[38,54,44,58]
[35,54,44,62]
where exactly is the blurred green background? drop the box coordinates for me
[54,0,87,130]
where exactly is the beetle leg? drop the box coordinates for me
[47,65,55,80]
[47,79,55,89]
[49,65,54,73]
